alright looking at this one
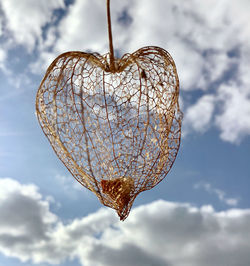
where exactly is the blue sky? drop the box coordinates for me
[0,0,250,265]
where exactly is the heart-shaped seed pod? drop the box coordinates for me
[36,0,182,220]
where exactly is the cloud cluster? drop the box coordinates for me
[0,177,250,266]
[215,82,250,143]
[0,0,65,51]
[184,95,215,134]
[32,0,250,144]
[0,178,57,262]
[0,0,250,143]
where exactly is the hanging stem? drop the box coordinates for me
[107,0,115,71]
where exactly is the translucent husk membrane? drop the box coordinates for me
[36,46,182,220]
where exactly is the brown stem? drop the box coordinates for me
[107,0,115,71]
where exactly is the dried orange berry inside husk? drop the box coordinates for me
[101,177,135,219]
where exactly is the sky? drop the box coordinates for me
[0,0,250,265]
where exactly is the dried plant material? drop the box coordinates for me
[36,46,182,220]
[101,177,134,218]
[36,0,182,220]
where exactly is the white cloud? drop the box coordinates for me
[32,0,135,72]
[30,50,56,74]
[54,174,92,199]
[194,182,239,207]
[0,0,65,51]
[0,48,6,70]
[184,95,215,134]
[0,178,249,266]
[54,0,133,53]
[0,49,6,61]
[215,83,250,143]
[0,12,7,69]
[0,178,57,262]
[0,15,3,36]
[226,0,250,43]
[128,0,244,89]
[54,0,106,53]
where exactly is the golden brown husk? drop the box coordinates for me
[36,46,182,220]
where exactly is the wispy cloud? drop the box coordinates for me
[0,130,26,137]
[194,182,239,207]
[55,174,92,199]
[0,177,249,266]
